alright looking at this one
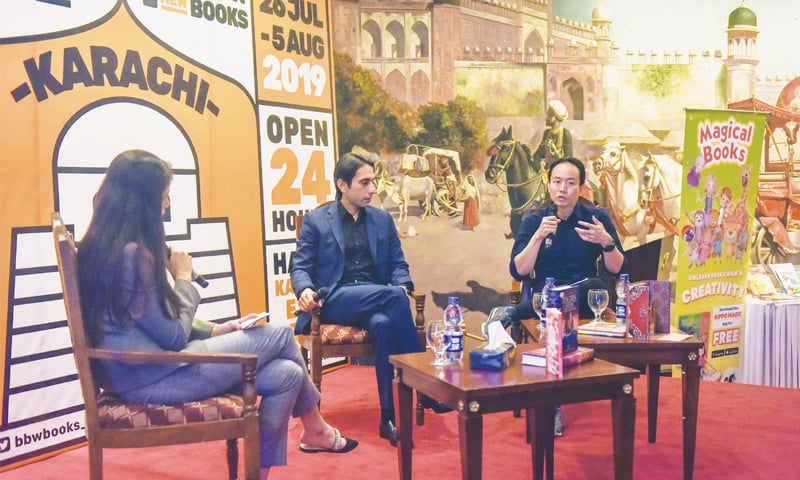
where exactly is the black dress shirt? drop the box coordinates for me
[338,202,379,284]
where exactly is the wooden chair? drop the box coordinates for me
[294,203,429,425]
[51,213,260,480]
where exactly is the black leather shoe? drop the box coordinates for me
[379,419,397,446]
[420,394,453,414]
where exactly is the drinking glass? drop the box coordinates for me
[588,289,610,324]
[532,292,543,319]
[426,319,451,366]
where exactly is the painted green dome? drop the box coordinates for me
[592,5,611,22]
[728,4,757,28]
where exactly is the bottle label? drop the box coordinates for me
[447,331,463,352]
[615,304,626,320]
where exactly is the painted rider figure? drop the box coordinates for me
[534,99,573,171]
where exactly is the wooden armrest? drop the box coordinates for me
[89,348,259,409]
[409,290,426,331]
[409,290,424,302]
[307,288,427,334]
[88,348,258,366]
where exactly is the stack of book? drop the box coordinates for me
[521,346,595,368]
[577,320,627,338]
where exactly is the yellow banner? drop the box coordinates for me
[0,1,336,470]
[673,109,767,382]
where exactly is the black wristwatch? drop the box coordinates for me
[602,242,616,252]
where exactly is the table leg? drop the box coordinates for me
[682,363,701,480]
[458,411,483,480]
[532,406,555,480]
[647,363,661,443]
[611,385,636,480]
[395,375,413,480]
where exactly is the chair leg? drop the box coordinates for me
[88,441,103,480]
[226,439,238,480]
[300,346,310,372]
[244,417,261,480]
[310,346,323,402]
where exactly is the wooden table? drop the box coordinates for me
[521,320,703,480]
[389,345,640,480]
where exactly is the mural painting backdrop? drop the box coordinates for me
[328,0,800,379]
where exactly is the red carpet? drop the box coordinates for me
[3,365,799,479]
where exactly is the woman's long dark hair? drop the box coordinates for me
[77,150,181,344]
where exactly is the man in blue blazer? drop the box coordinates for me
[290,152,448,446]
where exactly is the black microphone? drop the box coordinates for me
[192,273,209,289]
[544,205,559,249]
[294,287,330,316]
[167,246,208,288]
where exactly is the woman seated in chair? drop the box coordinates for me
[77,150,357,480]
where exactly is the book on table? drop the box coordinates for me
[747,264,778,296]
[767,263,800,296]
[521,346,595,368]
[577,320,627,338]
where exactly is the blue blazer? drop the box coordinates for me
[290,201,412,334]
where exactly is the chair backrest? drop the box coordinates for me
[51,213,102,433]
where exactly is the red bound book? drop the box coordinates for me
[521,346,595,368]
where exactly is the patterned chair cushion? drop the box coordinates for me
[319,324,371,345]
[97,393,245,429]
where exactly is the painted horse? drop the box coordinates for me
[592,141,681,245]
[485,126,549,237]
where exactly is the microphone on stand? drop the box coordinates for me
[166,246,209,288]
[294,287,330,316]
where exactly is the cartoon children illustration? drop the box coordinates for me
[697,228,713,266]
[722,216,741,260]
[686,209,705,246]
[708,209,723,261]
[700,173,718,225]
[683,223,700,268]
[719,186,732,222]
[686,154,705,187]
[736,224,749,261]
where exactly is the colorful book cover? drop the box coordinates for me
[768,263,800,295]
[546,284,579,353]
[747,264,778,296]
[544,308,564,378]
[628,280,671,338]
[521,346,595,367]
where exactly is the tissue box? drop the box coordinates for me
[628,280,671,338]
[469,342,516,371]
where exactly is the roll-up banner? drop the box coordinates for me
[673,109,766,382]
[0,0,336,470]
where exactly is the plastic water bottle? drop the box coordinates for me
[444,296,464,362]
[615,274,630,327]
[540,277,556,324]
[538,277,555,343]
